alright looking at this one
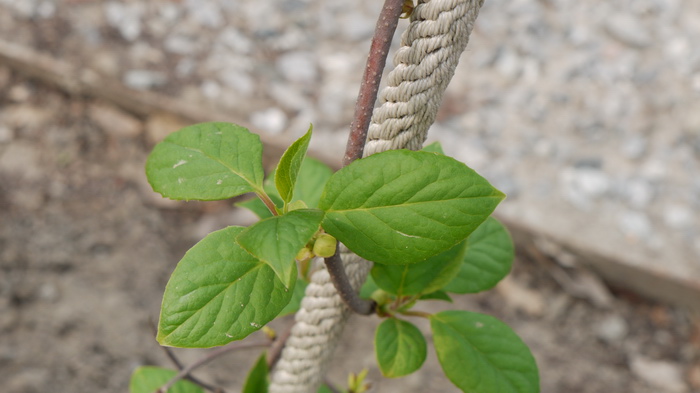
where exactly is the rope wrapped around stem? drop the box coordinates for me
[269,1,485,391]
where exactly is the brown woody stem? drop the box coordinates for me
[343,0,405,166]
[324,246,376,315]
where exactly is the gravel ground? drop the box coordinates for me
[1,0,697,278]
[1,0,699,392]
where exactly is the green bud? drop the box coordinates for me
[287,200,308,211]
[295,246,314,262]
[312,233,337,258]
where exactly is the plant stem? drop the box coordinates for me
[400,310,432,319]
[157,340,269,393]
[267,322,294,370]
[257,192,279,216]
[343,0,405,166]
[324,246,376,315]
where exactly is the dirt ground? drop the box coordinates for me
[0,70,699,393]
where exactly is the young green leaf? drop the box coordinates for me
[430,311,539,393]
[421,141,445,155]
[129,366,203,393]
[293,157,334,208]
[359,274,379,300]
[157,226,295,348]
[316,385,334,393]
[319,150,504,265]
[278,279,308,317]
[444,217,514,294]
[375,319,427,378]
[235,197,275,220]
[419,290,453,302]
[275,126,313,205]
[371,241,466,296]
[242,353,269,393]
[146,122,265,201]
[236,209,324,287]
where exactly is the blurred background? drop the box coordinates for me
[0,0,698,392]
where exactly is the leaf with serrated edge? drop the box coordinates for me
[319,150,504,265]
[157,226,294,348]
[375,319,427,378]
[146,122,264,201]
[242,354,269,393]
[444,217,514,294]
[275,126,312,204]
[130,366,204,393]
[431,311,539,393]
[236,209,323,287]
[371,241,466,296]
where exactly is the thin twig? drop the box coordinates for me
[267,322,294,370]
[324,246,376,315]
[156,340,270,393]
[343,0,405,166]
[160,346,224,393]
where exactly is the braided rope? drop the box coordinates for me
[269,1,484,391]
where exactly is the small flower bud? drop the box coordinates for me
[295,246,314,262]
[312,233,337,258]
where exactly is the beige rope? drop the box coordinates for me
[269,1,484,391]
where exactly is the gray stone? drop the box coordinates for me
[123,70,167,90]
[250,108,288,135]
[595,314,629,343]
[617,210,653,241]
[0,125,12,143]
[630,356,688,392]
[185,0,223,28]
[104,2,143,42]
[277,51,317,84]
[88,104,142,138]
[604,14,652,48]
[164,34,199,55]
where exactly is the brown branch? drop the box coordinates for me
[343,0,405,166]
[324,246,376,316]
[267,322,294,371]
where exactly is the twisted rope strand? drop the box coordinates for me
[269,1,484,391]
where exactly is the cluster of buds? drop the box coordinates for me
[296,232,337,262]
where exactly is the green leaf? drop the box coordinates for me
[375,319,427,378]
[371,241,466,296]
[236,209,323,288]
[129,366,203,393]
[146,122,264,201]
[242,353,269,393]
[276,126,313,204]
[236,197,274,219]
[419,290,453,302]
[316,385,334,393]
[444,217,514,294]
[278,279,308,317]
[319,150,504,265]
[359,275,379,300]
[422,141,445,154]
[236,209,324,287]
[293,157,334,208]
[430,311,539,393]
[157,226,295,348]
